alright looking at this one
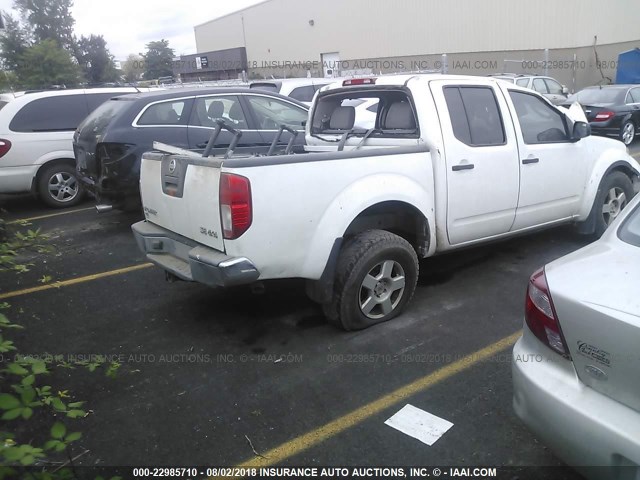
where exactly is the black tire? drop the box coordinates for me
[620,120,636,146]
[37,162,84,208]
[593,171,634,237]
[323,230,419,331]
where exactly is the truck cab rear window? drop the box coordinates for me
[311,89,418,138]
[443,86,505,146]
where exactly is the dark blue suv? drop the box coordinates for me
[74,88,308,211]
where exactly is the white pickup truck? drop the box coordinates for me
[132,74,640,330]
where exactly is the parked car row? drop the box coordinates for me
[0,87,151,207]
[1,72,638,478]
[0,73,638,210]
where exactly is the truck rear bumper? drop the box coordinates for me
[131,221,260,287]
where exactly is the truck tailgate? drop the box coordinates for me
[140,152,225,252]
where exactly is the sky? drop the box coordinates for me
[0,0,265,60]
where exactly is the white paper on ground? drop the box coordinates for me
[384,404,453,446]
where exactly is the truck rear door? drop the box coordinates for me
[430,80,520,245]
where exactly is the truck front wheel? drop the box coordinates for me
[323,230,419,331]
[593,171,634,237]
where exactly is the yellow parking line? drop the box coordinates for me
[631,151,640,160]
[224,330,522,473]
[0,263,153,300]
[6,207,96,225]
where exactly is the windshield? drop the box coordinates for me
[76,97,135,143]
[618,202,640,247]
[568,88,625,105]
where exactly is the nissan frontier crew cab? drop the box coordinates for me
[132,74,640,330]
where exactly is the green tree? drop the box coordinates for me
[76,34,117,84]
[122,53,144,82]
[141,39,174,80]
[0,13,30,72]
[14,0,76,51]
[18,39,80,89]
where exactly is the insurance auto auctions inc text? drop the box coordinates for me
[249,467,498,478]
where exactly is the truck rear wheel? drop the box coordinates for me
[323,230,418,330]
[593,171,634,237]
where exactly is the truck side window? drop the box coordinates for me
[443,86,506,147]
[509,91,569,144]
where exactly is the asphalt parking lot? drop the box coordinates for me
[1,146,639,478]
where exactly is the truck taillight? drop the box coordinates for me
[525,268,570,358]
[0,139,12,158]
[594,111,614,121]
[219,173,252,240]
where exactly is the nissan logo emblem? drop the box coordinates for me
[169,159,177,174]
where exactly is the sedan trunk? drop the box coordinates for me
[545,240,640,413]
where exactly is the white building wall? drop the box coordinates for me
[195,0,640,62]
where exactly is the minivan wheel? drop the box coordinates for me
[593,171,634,237]
[323,230,418,331]
[37,163,84,208]
[620,121,636,146]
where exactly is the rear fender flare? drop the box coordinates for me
[300,173,436,279]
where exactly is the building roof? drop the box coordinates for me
[194,0,274,28]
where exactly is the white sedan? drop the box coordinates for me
[512,193,640,479]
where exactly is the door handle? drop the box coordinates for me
[522,158,540,165]
[452,163,475,171]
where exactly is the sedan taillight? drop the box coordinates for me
[525,268,570,358]
[0,139,12,158]
[594,111,615,121]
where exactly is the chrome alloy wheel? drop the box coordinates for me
[47,171,79,203]
[621,122,635,146]
[602,187,627,225]
[359,260,406,319]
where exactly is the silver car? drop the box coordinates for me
[512,194,640,479]
[491,74,569,105]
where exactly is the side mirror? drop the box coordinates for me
[562,86,569,95]
[572,121,591,141]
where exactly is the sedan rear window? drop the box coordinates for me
[618,202,640,247]
[76,97,135,142]
[568,88,626,105]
